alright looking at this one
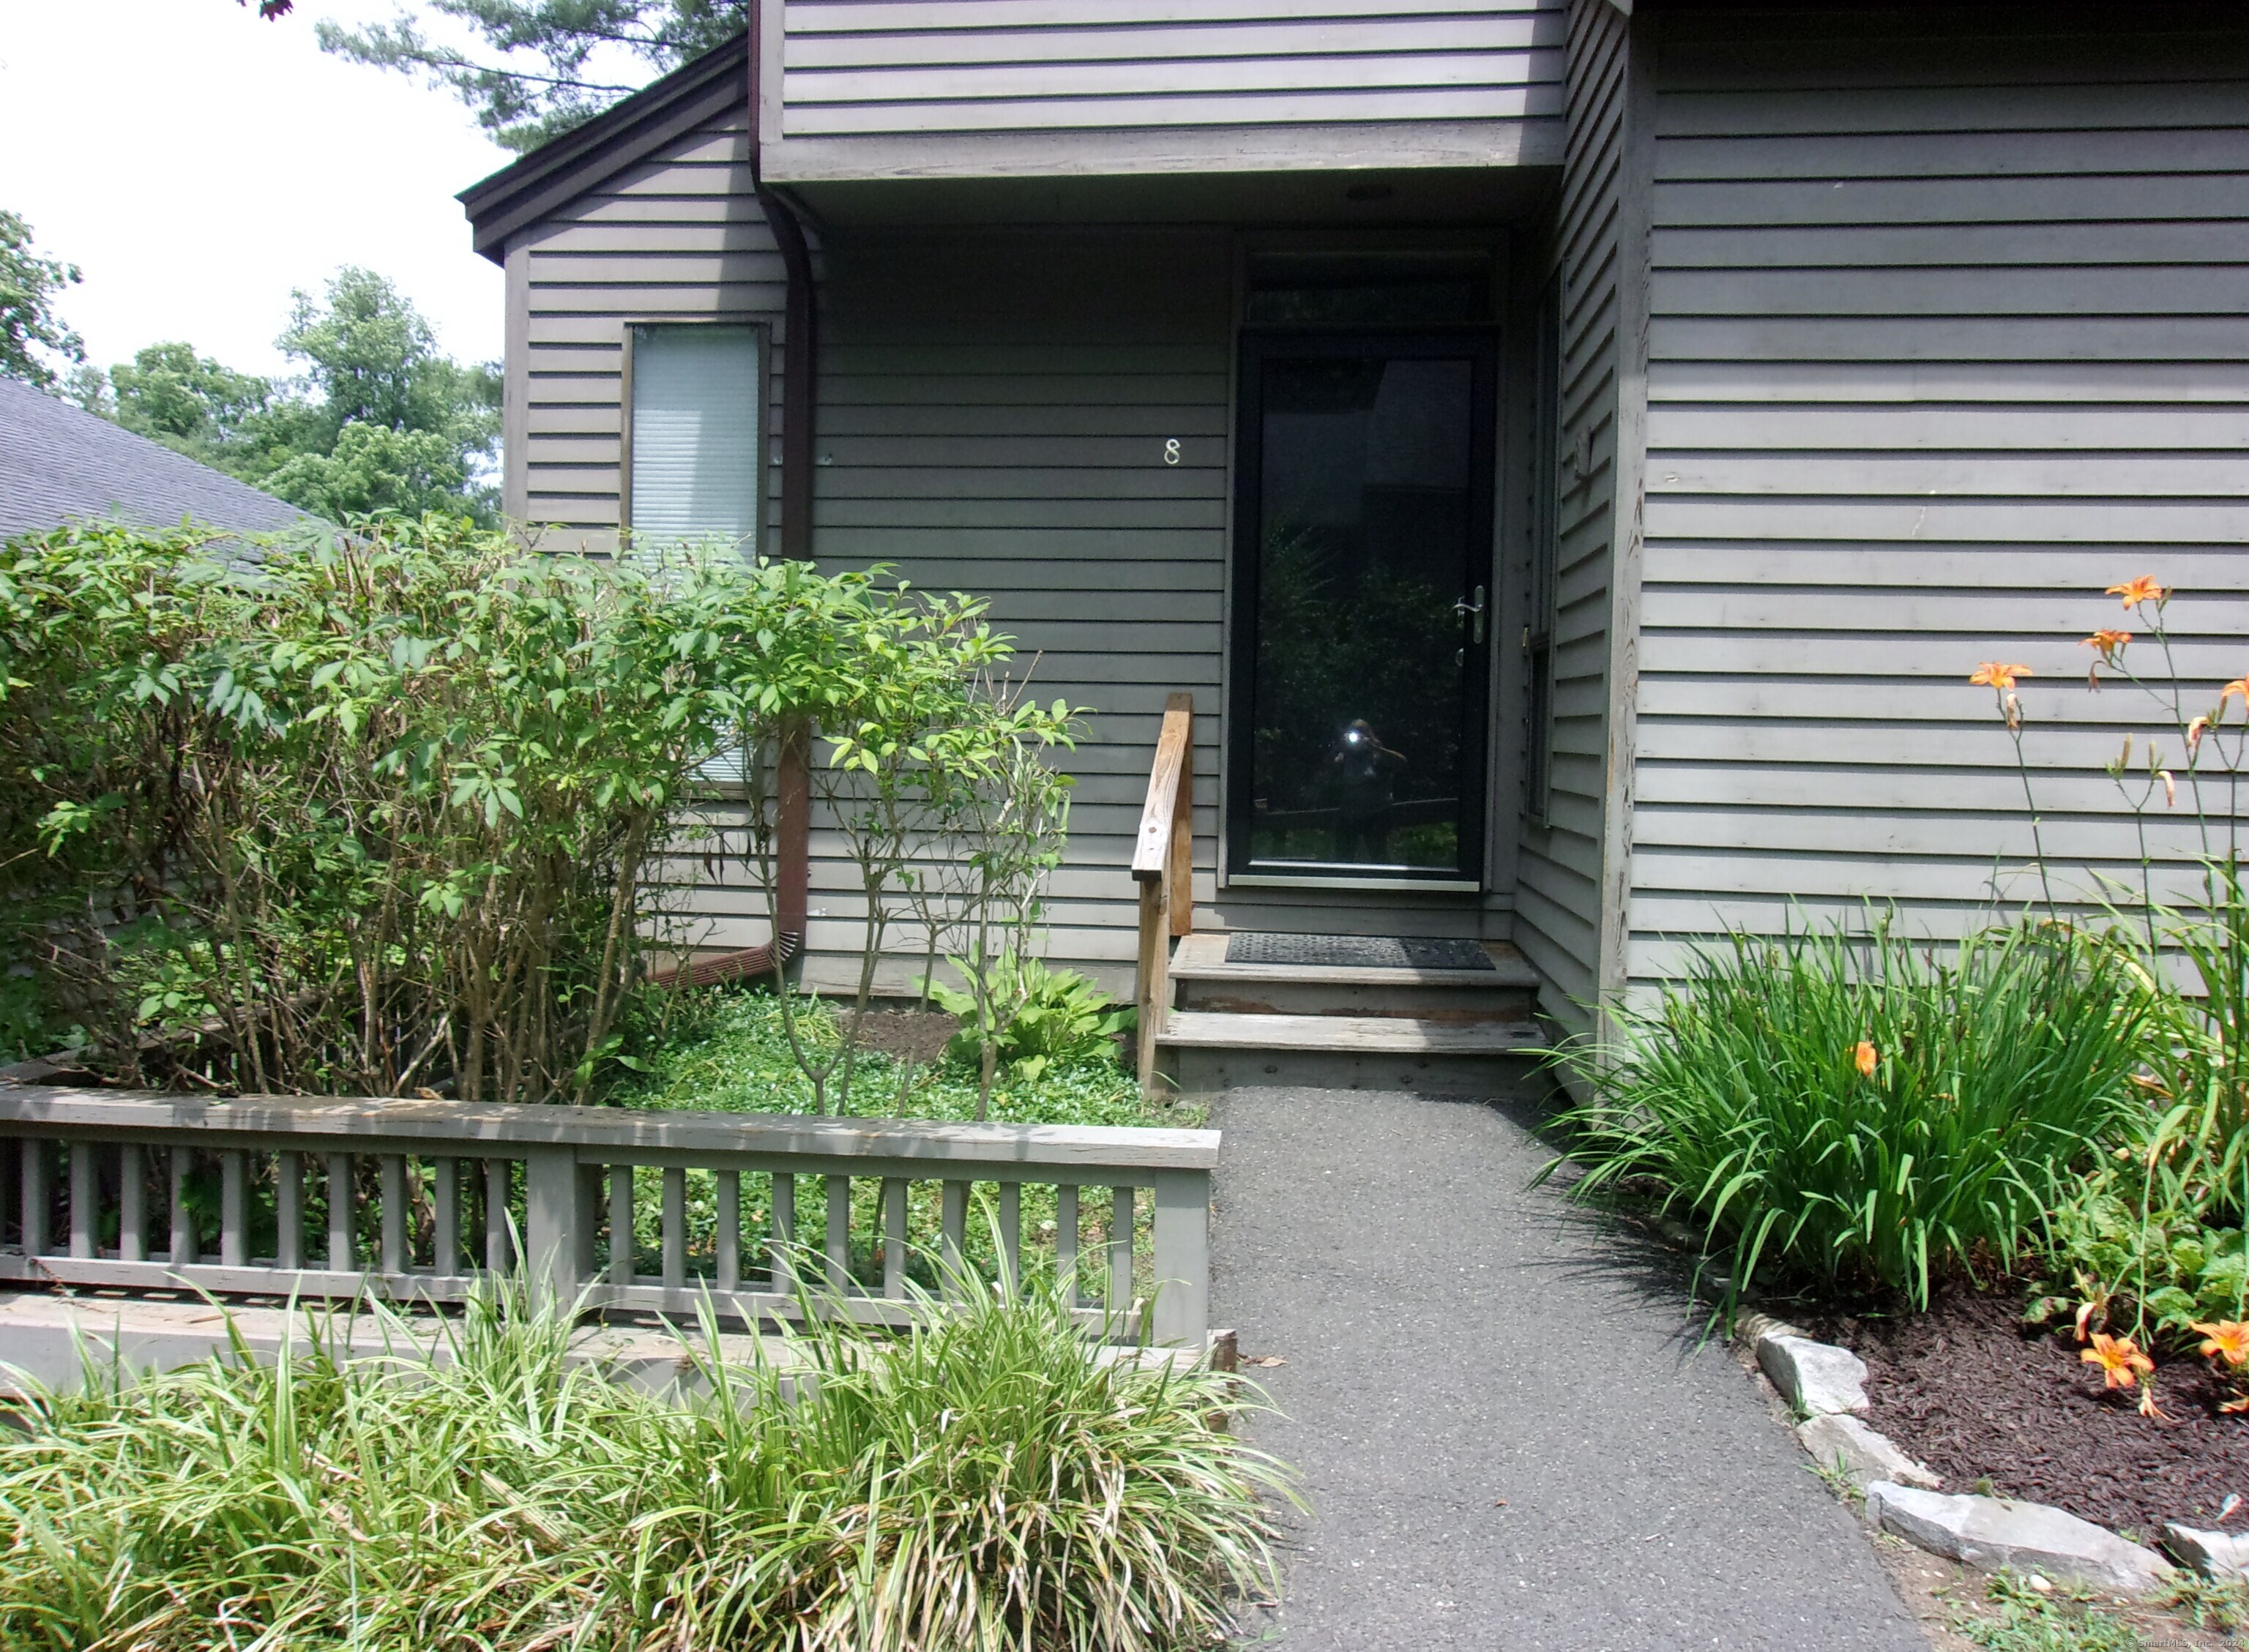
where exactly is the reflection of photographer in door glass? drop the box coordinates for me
[1328,718,1406,863]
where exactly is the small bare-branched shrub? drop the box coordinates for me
[737,589,1087,1117]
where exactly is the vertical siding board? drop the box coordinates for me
[1634,8,2249,984]
[1511,0,1634,1031]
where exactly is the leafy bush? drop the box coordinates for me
[1969,579,2249,1339]
[2035,863,2249,1341]
[0,516,848,1100]
[2035,1183,2245,1341]
[0,1281,1290,1651]
[0,517,1083,1110]
[927,952,1134,1083]
[1547,918,2153,1307]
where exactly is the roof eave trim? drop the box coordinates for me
[456,32,749,264]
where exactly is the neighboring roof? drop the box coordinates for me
[0,375,302,541]
[457,32,750,265]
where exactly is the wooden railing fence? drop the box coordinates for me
[0,1087,1217,1349]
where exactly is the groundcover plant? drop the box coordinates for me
[0,1278,1291,1651]
[1545,916,2150,1310]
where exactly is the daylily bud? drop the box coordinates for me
[2161,769,2177,807]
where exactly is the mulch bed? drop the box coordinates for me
[1818,1288,2249,1541]
[847,1009,959,1065]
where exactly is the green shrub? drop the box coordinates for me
[1546,919,2153,1308]
[0,517,1053,1107]
[2034,1181,2245,1341]
[926,952,1135,1083]
[0,1280,1290,1651]
[2033,861,2249,1342]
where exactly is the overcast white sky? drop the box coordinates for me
[0,0,538,381]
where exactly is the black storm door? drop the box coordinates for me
[1228,332,1497,883]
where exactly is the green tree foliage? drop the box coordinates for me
[103,343,277,466]
[317,1,749,152]
[0,209,86,390]
[80,269,500,522]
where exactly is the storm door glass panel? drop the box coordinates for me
[628,324,762,553]
[1239,340,1488,878]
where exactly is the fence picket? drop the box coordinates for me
[120,1143,147,1264]
[1108,1186,1133,1313]
[662,1166,686,1291]
[69,1143,94,1260]
[1056,1183,1079,1304]
[220,1151,247,1268]
[825,1174,850,1290]
[22,1141,48,1259]
[0,1089,1216,1350]
[716,1170,740,1294]
[170,1148,195,1266]
[275,1151,301,1271]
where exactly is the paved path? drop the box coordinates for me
[1212,1086,1928,1651]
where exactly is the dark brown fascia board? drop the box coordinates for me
[456,31,750,264]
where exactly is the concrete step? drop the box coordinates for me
[1155,1009,1549,1098]
[1168,932,1540,1021]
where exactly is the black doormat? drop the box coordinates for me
[1224,932,1495,971]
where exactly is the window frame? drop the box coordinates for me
[617,316,771,553]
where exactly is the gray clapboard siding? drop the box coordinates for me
[767,228,1232,984]
[763,0,1566,179]
[512,106,791,547]
[1632,4,2249,986]
[1508,0,1636,1031]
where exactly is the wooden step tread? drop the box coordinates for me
[1169,932,1540,990]
[1155,1010,1548,1055]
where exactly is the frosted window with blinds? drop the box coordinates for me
[627,324,764,551]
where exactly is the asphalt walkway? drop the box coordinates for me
[1212,1086,1929,1651]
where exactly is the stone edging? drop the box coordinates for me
[1736,1312,2239,1597]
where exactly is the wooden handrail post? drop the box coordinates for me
[1168,700,1193,937]
[1136,877,1167,1095]
[1132,692,1194,1099]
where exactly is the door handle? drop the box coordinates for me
[1454,585,1486,645]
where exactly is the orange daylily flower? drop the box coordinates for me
[2081,1331,2154,1391]
[1970,662,2034,690]
[2225,677,2249,704]
[2193,1321,2249,1367]
[2223,1394,2249,1415]
[2106,576,2167,609]
[2082,629,2132,657]
[1853,1041,1878,1077]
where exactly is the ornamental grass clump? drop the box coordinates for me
[0,1279,1290,1651]
[1547,918,2152,1309]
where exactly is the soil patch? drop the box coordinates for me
[1825,1287,2249,1541]
[846,1009,958,1065]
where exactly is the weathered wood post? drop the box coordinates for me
[1150,1166,1211,1350]
[522,1145,586,1314]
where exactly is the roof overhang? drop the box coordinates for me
[456,32,750,264]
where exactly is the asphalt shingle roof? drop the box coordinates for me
[0,374,303,540]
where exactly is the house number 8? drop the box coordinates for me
[1163,438,1181,466]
